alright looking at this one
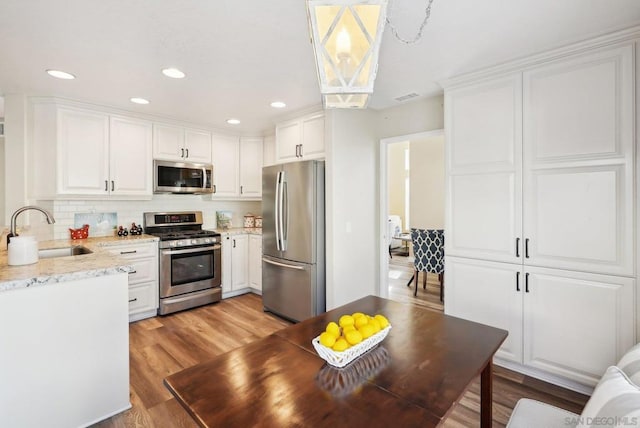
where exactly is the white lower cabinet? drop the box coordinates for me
[445,256,635,388]
[249,234,262,292]
[106,241,159,322]
[221,233,250,297]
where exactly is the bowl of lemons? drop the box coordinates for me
[312,312,391,368]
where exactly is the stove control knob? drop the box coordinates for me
[191,239,197,245]
[170,241,177,247]
[204,238,211,244]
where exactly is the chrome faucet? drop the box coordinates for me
[7,206,56,245]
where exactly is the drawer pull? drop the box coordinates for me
[128,270,137,275]
[128,298,138,303]
[120,250,138,254]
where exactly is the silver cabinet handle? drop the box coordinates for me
[263,258,304,270]
[516,237,520,258]
[181,148,185,158]
[233,239,236,248]
[185,148,189,158]
[105,180,108,191]
[111,180,115,192]
[525,272,530,293]
[240,185,243,194]
[128,270,137,275]
[128,298,138,303]
[120,250,137,255]
[299,144,303,157]
[213,184,217,194]
[525,238,530,258]
[516,271,520,292]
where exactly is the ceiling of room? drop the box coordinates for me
[1,0,639,134]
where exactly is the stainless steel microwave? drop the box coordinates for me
[154,160,214,194]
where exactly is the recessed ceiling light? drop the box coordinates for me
[226,118,241,125]
[270,101,286,108]
[46,69,75,80]
[130,97,150,105]
[162,68,186,79]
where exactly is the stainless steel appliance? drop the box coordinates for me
[262,160,325,322]
[154,160,214,194]
[143,211,221,315]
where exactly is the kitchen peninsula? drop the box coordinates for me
[0,234,158,428]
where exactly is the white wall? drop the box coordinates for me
[410,134,445,229]
[325,108,379,309]
[3,94,28,225]
[376,96,444,140]
[0,136,5,228]
[387,141,408,227]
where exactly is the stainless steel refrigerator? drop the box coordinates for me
[262,160,325,322]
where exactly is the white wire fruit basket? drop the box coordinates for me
[311,325,392,368]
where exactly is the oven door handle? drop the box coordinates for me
[161,245,220,256]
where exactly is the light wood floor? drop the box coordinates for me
[95,293,588,428]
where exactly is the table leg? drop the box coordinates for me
[480,360,493,428]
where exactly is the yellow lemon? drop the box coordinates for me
[352,312,365,320]
[319,332,337,348]
[342,325,356,333]
[325,321,341,337]
[370,318,382,333]
[358,324,376,339]
[345,329,363,346]
[374,314,390,329]
[354,316,369,328]
[339,314,355,328]
[332,338,349,352]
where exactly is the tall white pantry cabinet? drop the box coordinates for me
[443,31,638,392]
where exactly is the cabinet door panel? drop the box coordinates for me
[249,235,262,291]
[211,134,240,197]
[110,116,152,196]
[523,266,634,386]
[275,121,300,163]
[231,235,248,290]
[448,172,520,263]
[447,76,521,172]
[153,123,184,161]
[240,138,263,198]
[301,113,324,159]
[184,129,211,163]
[524,165,631,275]
[58,108,110,195]
[444,257,522,363]
[445,75,522,263]
[523,45,633,162]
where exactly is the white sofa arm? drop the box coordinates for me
[507,398,579,428]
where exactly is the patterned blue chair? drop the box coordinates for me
[408,228,445,301]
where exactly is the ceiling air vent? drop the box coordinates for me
[394,93,419,102]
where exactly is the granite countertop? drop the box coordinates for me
[216,227,262,235]
[0,234,159,293]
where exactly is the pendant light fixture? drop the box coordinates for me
[306,0,389,109]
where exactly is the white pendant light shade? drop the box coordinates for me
[307,0,388,109]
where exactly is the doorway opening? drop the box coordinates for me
[378,129,445,311]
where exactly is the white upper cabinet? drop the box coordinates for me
[57,108,110,196]
[446,43,634,276]
[31,102,152,199]
[211,134,240,198]
[275,112,324,163]
[446,75,523,264]
[210,135,263,200]
[522,45,634,276]
[239,138,263,198]
[109,116,153,196]
[153,123,211,163]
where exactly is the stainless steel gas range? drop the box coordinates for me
[143,211,221,315]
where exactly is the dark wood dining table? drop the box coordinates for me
[164,295,508,427]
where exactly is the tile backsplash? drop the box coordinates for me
[27,195,261,240]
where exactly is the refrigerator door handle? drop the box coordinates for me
[275,171,282,251]
[282,179,288,250]
[263,258,304,270]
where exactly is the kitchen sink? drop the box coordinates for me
[38,245,93,259]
